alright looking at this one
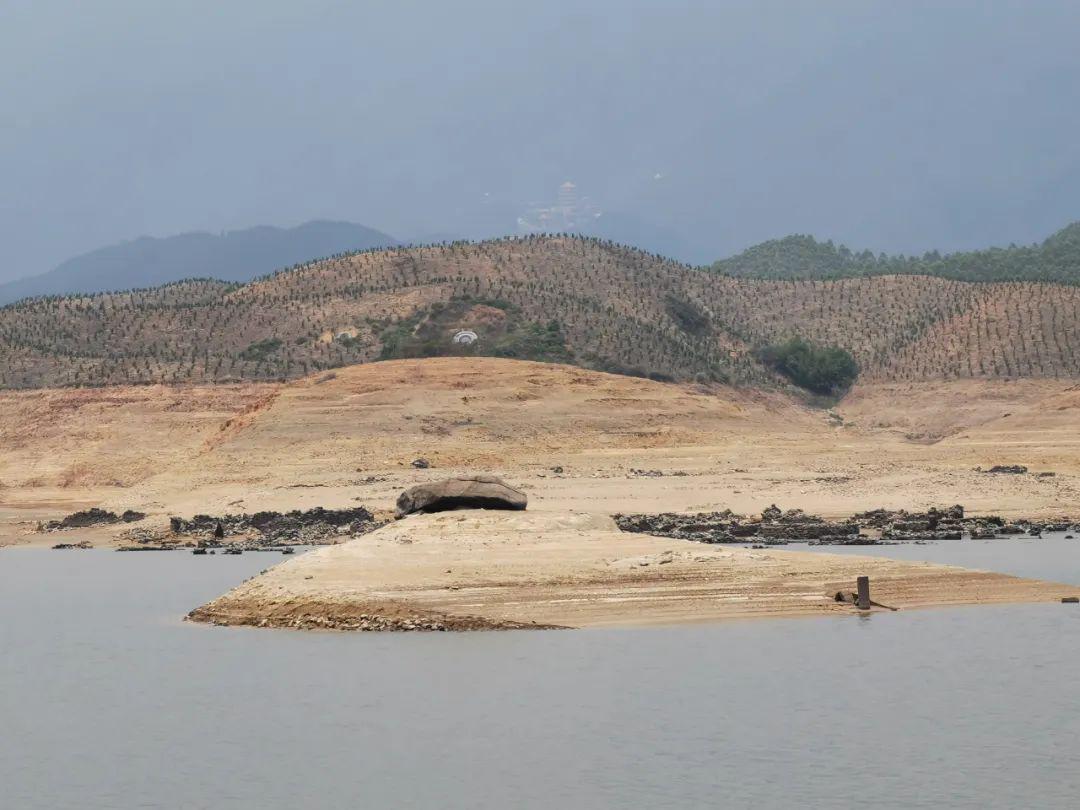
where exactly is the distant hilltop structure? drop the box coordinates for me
[517,181,602,233]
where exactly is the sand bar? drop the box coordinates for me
[188,510,1079,631]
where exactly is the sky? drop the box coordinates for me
[3,0,1080,280]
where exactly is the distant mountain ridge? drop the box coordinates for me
[0,220,398,305]
[712,222,1080,285]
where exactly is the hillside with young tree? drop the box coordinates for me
[1,234,1078,391]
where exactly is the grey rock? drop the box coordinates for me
[396,475,528,518]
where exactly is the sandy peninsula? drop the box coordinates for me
[187,509,1078,631]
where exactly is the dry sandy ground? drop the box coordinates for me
[3,359,1077,545]
[188,510,1078,630]
[2,358,1078,628]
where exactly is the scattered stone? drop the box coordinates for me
[356,475,389,485]
[1063,596,1079,604]
[396,475,527,518]
[411,458,431,469]
[51,541,92,550]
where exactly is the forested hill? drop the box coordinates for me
[711,222,1080,285]
[2,235,1079,390]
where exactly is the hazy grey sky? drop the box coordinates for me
[3,0,1080,279]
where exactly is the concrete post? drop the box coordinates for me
[857,576,871,610]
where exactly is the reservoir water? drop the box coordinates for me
[2,538,1079,809]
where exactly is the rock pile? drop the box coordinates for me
[613,510,743,543]
[615,503,1080,545]
[849,506,1080,541]
[613,505,862,545]
[40,508,146,531]
[966,517,1079,538]
[852,505,965,541]
[758,508,861,544]
[169,506,381,546]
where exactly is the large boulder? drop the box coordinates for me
[396,475,527,518]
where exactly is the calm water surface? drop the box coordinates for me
[2,538,1079,809]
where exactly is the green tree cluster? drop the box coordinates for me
[756,336,859,395]
[712,222,1080,285]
